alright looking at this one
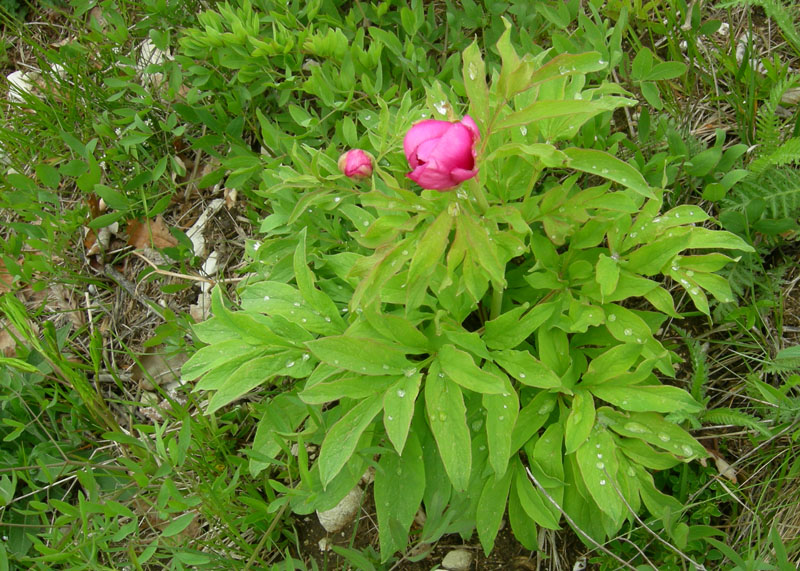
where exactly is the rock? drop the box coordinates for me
[316,487,362,533]
[442,548,472,571]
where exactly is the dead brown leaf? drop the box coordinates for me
[127,216,178,249]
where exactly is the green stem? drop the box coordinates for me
[489,282,504,321]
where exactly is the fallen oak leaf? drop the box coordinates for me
[127,216,178,249]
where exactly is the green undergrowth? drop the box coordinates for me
[1,0,799,569]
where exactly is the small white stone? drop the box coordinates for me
[316,487,363,533]
[441,548,473,571]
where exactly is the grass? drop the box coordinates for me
[1,0,799,569]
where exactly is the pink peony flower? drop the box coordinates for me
[403,115,480,191]
[337,149,374,179]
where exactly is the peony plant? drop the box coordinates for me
[184,22,754,562]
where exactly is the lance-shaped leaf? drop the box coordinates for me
[564,148,655,199]
[482,372,518,477]
[425,362,472,491]
[306,335,413,376]
[576,429,623,522]
[383,373,422,455]
[318,395,383,487]
[406,209,453,310]
[564,390,595,454]
[462,40,489,125]
[591,384,703,414]
[491,349,563,389]
[476,468,513,554]
[375,434,425,561]
[438,344,506,394]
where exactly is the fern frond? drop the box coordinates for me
[726,167,800,219]
[701,407,772,436]
[754,77,799,155]
[673,326,709,402]
[765,346,800,374]
[749,137,800,174]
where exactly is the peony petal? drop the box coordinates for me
[408,162,460,191]
[403,119,452,163]
[448,167,479,184]
[460,115,480,142]
[424,123,476,172]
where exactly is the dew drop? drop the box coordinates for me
[630,232,637,238]
[434,100,447,115]
[658,433,671,442]
[596,444,601,449]
[624,328,632,336]
[691,288,700,296]
[285,360,295,368]
[608,314,617,322]
[596,462,605,469]
[498,416,504,421]
[438,372,445,378]
[624,421,649,434]
[324,316,332,322]
[438,411,447,421]
[519,372,526,379]
[405,368,416,377]
[686,270,694,276]
[601,168,609,174]
[558,207,566,213]
[363,221,369,227]
[621,177,627,183]
[597,453,603,459]
[675,213,680,218]
[628,467,636,477]
[599,479,606,486]
[382,364,390,370]
[520,126,528,136]
[479,445,486,451]
[293,302,301,307]
[653,217,662,223]
[468,62,477,80]
[681,445,694,456]
[301,318,307,323]
[302,353,310,361]
[364,115,371,120]
[263,295,270,301]
[387,416,393,421]
[558,65,568,74]
[397,389,406,398]
[538,403,554,415]
[334,359,340,365]
[402,250,409,256]
[471,420,483,431]
[253,243,260,251]
[621,400,628,405]
[671,265,679,272]
[503,404,508,409]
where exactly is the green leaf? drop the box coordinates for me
[375,435,425,561]
[581,343,643,385]
[438,344,506,394]
[491,349,563,389]
[306,335,412,376]
[383,373,422,455]
[591,385,703,414]
[482,375,519,477]
[204,352,298,414]
[318,395,383,487]
[458,210,505,287]
[603,304,653,345]
[299,375,398,405]
[564,390,595,454]
[606,410,707,460]
[161,512,196,538]
[576,429,623,522]
[564,148,656,199]
[595,254,619,298]
[463,40,489,125]
[250,394,308,476]
[686,227,755,252]
[626,233,690,276]
[406,209,453,309]
[514,459,560,529]
[643,61,687,81]
[425,363,471,491]
[510,392,557,454]
[495,99,630,131]
[476,468,513,555]
[484,301,558,350]
[182,339,261,380]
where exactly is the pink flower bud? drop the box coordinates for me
[338,149,373,179]
[403,115,480,191]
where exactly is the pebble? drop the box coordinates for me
[442,548,472,571]
[315,487,363,533]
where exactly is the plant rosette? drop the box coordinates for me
[185,22,754,561]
